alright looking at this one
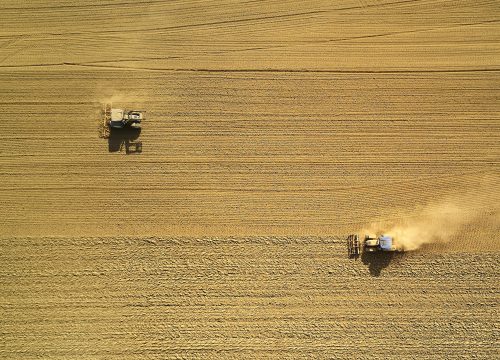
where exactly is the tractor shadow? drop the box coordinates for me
[361,251,406,277]
[108,127,142,154]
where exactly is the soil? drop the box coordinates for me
[0,0,498,358]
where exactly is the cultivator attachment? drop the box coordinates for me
[347,234,360,258]
[99,103,111,139]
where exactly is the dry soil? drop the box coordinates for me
[0,0,499,358]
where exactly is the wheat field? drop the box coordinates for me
[0,0,499,358]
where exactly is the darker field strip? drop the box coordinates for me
[1,236,498,358]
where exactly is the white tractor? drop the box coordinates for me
[347,234,401,258]
[100,103,145,154]
[109,108,144,130]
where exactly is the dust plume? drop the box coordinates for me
[98,92,148,108]
[362,177,500,251]
[93,82,151,108]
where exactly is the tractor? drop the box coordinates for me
[99,103,145,154]
[347,234,401,258]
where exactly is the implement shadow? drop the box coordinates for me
[108,127,142,153]
[361,251,405,277]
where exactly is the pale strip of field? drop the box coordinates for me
[0,236,498,359]
[0,69,498,238]
[0,0,498,71]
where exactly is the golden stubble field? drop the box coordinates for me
[0,0,499,358]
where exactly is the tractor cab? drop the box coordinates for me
[109,108,143,129]
[125,111,144,121]
[363,234,396,252]
[379,235,395,251]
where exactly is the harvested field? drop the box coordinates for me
[0,0,499,358]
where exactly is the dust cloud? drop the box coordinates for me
[93,81,151,108]
[362,176,499,251]
[98,93,148,108]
